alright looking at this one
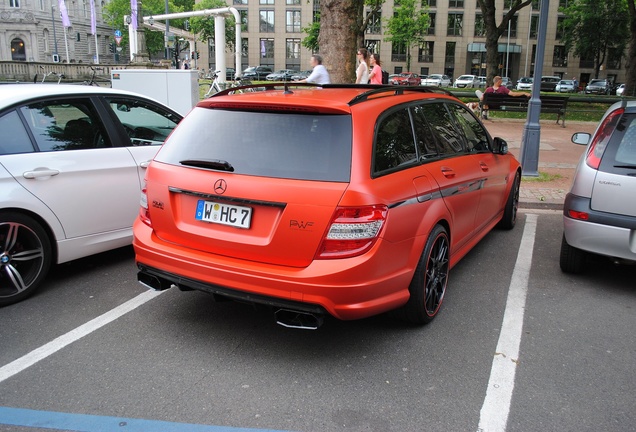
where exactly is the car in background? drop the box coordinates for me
[242,66,274,80]
[478,76,487,87]
[390,72,420,86]
[616,83,626,96]
[516,77,533,91]
[555,79,577,93]
[422,74,451,87]
[585,79,611,95]
[0,84,182,306]
[265,69,298,81]
[561,101,636,273]
[133,84,521,329]
[540,76,561,92]
[419,75,429,85]
[500,77,514,90]
[291,70,312,81]
[453,74,480,88]
[225,68,236,80]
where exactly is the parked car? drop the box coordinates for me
[516,77,533,91]
[422,74,451,87]
[500,77,514,90]
[540,76,561,92]
[390,72,420,86]
[585,79,612,95]
[242,66,274,80]
[265,69,298,81]
[0,84,182,306]
[133,84,521,328]
[388,74,400,85]
[478,76,487,88]
[555,79,577,93]
[560,101,636,273]
[453,74,480,88]
[616,83,626,96]
[291,70,312,81]
[419,75,429,85]
[226,68,236,80]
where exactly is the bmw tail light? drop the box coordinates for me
[139,185,152,227]
[586,107,623,169]
[316,205,388,259]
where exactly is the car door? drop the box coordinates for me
[99,96,181,188]
[412,102,482,251]
[1,96,141,239]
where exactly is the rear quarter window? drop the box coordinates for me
[599,113,636,174]
[155,108,352,182]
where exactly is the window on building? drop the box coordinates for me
[392,42,407,63]
[286,38,300,59]
[552,45,568,67]
[579,51,594,69]
[503,15,518,38]
[286,10,301,32]
[420,67,430,76]
[241,38,249,70]
[422,0,436,6]
[556,16,565,39]
[39,0,44,10]
[367,10,381,34]
[233,0,248,4]
[447,13,462,36]
[9,0,20,7]
[419,41,434,62]
[43,29,50,52]
[366,40,380,54]
[532,0,540,9]
[260,10,275,32]
[427,13,436,35]
[449,0,463,7]
[260,38,274,60]
[474,13,485,37]
[530,15,538,38]
[287,0,301,4]
[445,41,456,67]
[559,0,569,7]
[259,0,274,4]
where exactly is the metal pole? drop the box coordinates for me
[165,0,170,61]
[520,0,550,177]
[524,2,533,77]
[51,6,59,60]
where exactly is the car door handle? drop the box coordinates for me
[140,160,151,169]
[441,166,455,178]
[23,169,60,179]
[480,162,490,172]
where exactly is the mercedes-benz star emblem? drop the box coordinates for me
[214,179,227,195]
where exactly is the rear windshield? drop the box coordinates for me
[155,107,352,182]
[599,113,636,174]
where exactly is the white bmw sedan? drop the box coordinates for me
[0,84,182,305]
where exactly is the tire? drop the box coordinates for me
[497,171,521,230]
[559,235,587,274]
[397,225,450,325]
[0,212,52,306]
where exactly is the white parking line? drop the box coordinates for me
[0,290,163,384]
[477,213,538,432]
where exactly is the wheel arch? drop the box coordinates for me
[0,207,60,264]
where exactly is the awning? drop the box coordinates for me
[467,43,522,54]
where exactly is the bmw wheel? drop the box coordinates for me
[0,212,52,306]
[497,171,521,230]
[398,225,449,324]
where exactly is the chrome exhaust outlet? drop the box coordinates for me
[137,271,173,291]
[275,309,324,330]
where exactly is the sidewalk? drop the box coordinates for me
[481,117,598,210]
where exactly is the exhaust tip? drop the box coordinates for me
[275,309,324,330]
[137,271,173,291]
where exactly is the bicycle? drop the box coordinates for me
[35,65,65,84]
[199,71,255,99]
[84,66,106,86]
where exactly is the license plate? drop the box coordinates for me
[195,200,252,229]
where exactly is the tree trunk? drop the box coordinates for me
[319,0,362,83]
[627,0,636,96]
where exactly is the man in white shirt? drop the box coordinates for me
[299,54,331,85]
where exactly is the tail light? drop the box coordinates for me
[316,205,388,259]
[586,107,623,169]
[139,185,152,227]
[567,210,589,221]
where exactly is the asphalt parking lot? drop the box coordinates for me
[1,210,635,432]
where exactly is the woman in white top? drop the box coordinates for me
[356,48,370,84]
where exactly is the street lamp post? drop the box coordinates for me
[51,6,59,62]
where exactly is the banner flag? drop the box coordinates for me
[89,0,96,35]
[58,0,71,27]
[130,0,138,30]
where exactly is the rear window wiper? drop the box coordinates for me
[613,164,636,169]
[180,159,235,172]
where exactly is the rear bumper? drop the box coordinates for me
[563,193,636,261]
[133,220,415,320]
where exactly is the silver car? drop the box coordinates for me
[560,100,636,273]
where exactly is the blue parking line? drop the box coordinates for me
[0,407,292,432]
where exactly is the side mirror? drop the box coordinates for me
[492,137,509,155]
[572,132,591,146]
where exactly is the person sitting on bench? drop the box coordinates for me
[476,75,530,120]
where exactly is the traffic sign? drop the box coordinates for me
[114,30,122,37]
[115,36,122,46]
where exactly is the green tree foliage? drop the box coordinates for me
[626,0,636,96]
[301,19,320,53]
[560,0,628,79]
[189,0,236,48]
[383,0,429,71]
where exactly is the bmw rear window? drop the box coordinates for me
[154,107,352,182]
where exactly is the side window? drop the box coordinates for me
[105,98,180,146]
[0,110,35,155]
[417,103,466,156]
[614,116,636,165]
[411,104,440,160]
[20,100,110,151]
[447,103,490,152]
[373,107,417,174]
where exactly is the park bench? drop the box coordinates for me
[480,93,569,127]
